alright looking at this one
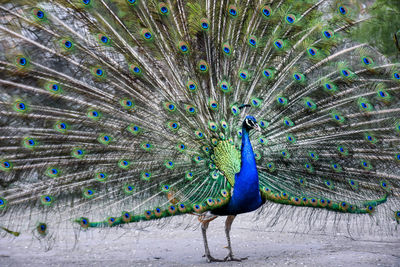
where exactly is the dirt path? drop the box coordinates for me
[1,215,399,266]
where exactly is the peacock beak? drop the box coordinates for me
[254,123,261,132]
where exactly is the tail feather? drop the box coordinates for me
[0,0,399,241]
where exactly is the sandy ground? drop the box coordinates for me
[0,215,399,267]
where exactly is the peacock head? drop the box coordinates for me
[243,115,260,131]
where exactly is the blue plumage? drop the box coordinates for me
[214,116,262,216]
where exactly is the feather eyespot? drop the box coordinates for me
[71,148,85,159]
[164,101,177,112]
[395,211,400,221]
[303,98,316,110]
[167,121,180,131]
[54,121,68,133]
[376,89,390,101]
[95,172,107,182]
[83,189,95,199]
[118,159,130,169]
[60,39,74,50]
[186,80,198,92]
[127,124,141,135]
[124,184,135,194]
[23,137,38,149]
[281,150,290,158]
[274,39,284,49]
[200,18,209,30]
[32,8,46,21]
[338,6,348,15]
[0,160,12,171]
[198,60,209,72]
[228,5,238,17]
[41,195,54,205]
[126,0,137,5]
[178,203,186,212]
[179,42,189,53]
[341,69,350,77]
[186,171,193,180]
[162,185,170,192]
[293,73,305,82]
[262,68,275,79]
[287,134,296,143]
[248,36,257,47]
[219,80,231,93]
[168,205,176,214]
[231,105,239,116]
[261,6,271,18]
[130,64,142,75]
[79,218,89,228]
[195,130,204,139]
[259,120,268,129]
[222,43,232,55]
[239,70,249,81]
[277,96,287,106]
[18,57,27,66]
[362,57,372,65]
[120,98,134,110]
[266,162,275,172]
[91,67,106,78]
[285,14,296,24]
[15,56,29,68]
[177,143,186,152]
[323,81,337,93]
[97,34,111,46]
[98,134,112,145]
[122,211,131,223]
[307,47,319,57]
[158,3,169,15]
[107,217,117,226]
[14,100,29,113]
[220,120,228,129]
[37,223,47,235]
[209,100,218,110]
[87,109,102,120]
[141,29,153,40]
[360,159,372,170]
[323,30,334,39]
[185,104,197,115]
[46,167,60,178]
[165,160,175,169]
[141,171,151,181]
[380,181,388,189]
[48,83,61,93]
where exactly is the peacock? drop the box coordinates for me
[0,0,400,263]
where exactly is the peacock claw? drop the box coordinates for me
[224,254,248,262]
[205,255,224,263]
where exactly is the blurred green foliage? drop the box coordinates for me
[355,0,400,58]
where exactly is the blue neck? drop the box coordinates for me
[239,127,258,179]
[215,126,262,215]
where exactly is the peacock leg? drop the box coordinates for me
[200,215,223,262]
[224,215,248,262]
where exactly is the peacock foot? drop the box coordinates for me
[224,253,248,262]
[203,254,225,263]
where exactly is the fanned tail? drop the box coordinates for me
[0,0,399,242]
